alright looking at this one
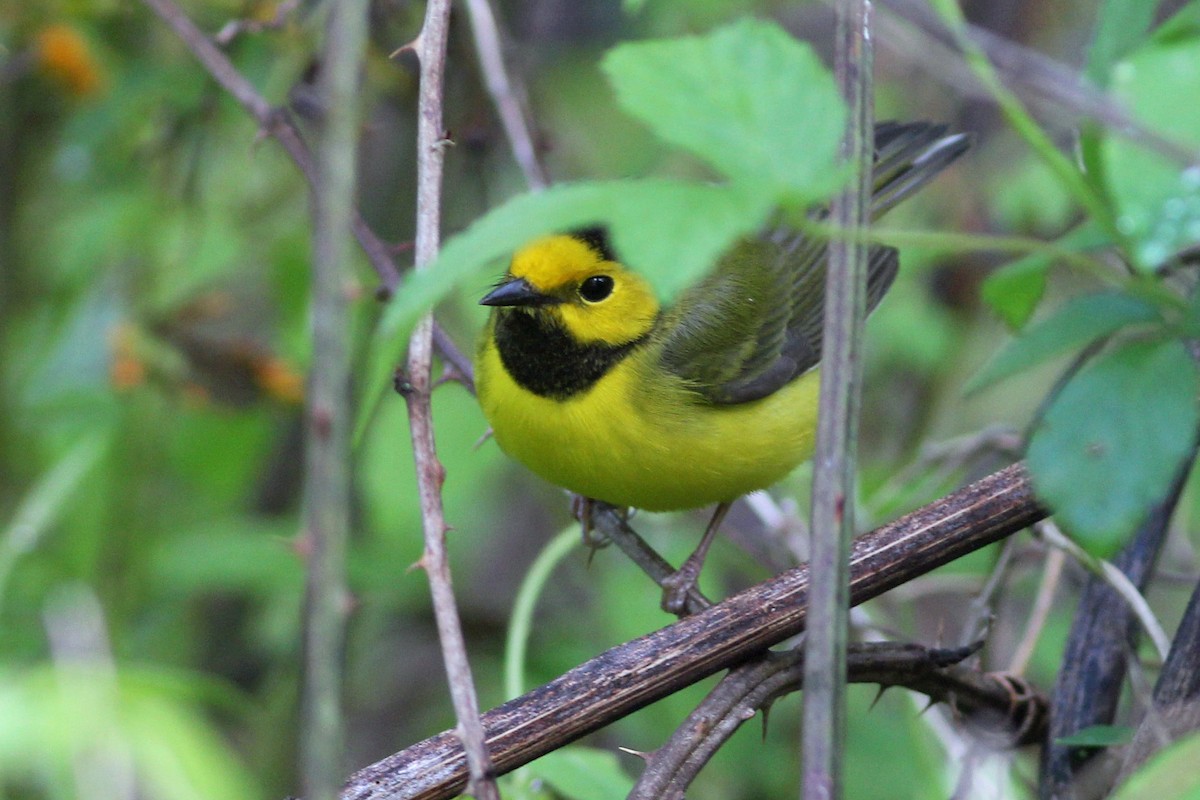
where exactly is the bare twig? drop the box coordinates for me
[1007,547,1066,676]
[1118,576,1200,782]
[300,2,367,799]
[590,502,712,615]
[876,0,1200,167]
[804,1,874,796]
[630,642,1011,800]
[1036,522,1169,660]
[956,536,1019,651]
[342,463,1045,800]
[137,0,473,377]
[214,0,299,46]
[461,0,548,190]
[402,3,498,800]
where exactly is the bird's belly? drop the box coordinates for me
[479,346,820,512]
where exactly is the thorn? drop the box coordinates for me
[391,35,421,59]
[760,703,772,740]
[868,685,888,712]
[472,428,494,450]
[617,746,653,762]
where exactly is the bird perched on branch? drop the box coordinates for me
[476,121,970,612]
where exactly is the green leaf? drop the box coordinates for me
[1086,0,1155,87]
[1152,1,1200,44]
[1027,338,1200,557]
[1112,731,1200,800]
[527,746,634,800]
[967,291,1161,393]
[1056,724,1135,747]
[602,19,847,204]
[980,254,1051,331]
[355,179,772,444]
[1102,39,1200,271]
[980,223,1112,331]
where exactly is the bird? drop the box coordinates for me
[475,121,969,613]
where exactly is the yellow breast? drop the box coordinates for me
[476,335,820,512]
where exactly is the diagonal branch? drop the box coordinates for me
[342,463,1045,800]
[137,0,475,363]
[629,641,1046,800]
[461,0,548,190]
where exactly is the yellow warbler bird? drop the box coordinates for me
[476,122,968,611]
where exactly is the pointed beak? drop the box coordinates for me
[479,277,558,307]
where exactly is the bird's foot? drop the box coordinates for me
[660,559,703,616]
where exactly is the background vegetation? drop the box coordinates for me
[3,0,1200,798]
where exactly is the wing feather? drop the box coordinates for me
[657,121,968,405]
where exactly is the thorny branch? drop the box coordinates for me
[342,463,1045,800]
[627,641,1046,800]
[402,1,499,799]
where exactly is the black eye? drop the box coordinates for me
[579,275,614,302]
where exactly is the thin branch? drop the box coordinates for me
[214,0,299,46]
[1007,547,1066,676]
[1036,522,1170,660]
[137,0,473,377]
[461,0,548,190]
[590,502,712,615]
[628,642,1032,800]
[300,2,367,799]
[876,0,1200,167]
[803,0,873,796]
[956,536,1019,651]
[1117,576,1200,783]
[402,3,498,800]
[342,463,1045,800]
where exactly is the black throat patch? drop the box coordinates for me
[492,309,647,400]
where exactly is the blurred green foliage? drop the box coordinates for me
[3,0,1200,799]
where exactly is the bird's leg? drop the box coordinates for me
[661,501,732,615]
[570,495,612,564]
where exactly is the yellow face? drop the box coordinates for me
[505,235,659,346]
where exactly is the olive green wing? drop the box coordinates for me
[656,121,970,405]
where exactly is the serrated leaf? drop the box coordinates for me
[527,747,634,800]
[355,179,771,444]
[1056,724,1135,747]
[968,291,1161,393]
[602,19,847,204]
[1102,39,1200,271]
[1027,338,1200,557]
[1112,731,1200,800]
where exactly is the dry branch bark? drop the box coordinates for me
[343,463,1045,800]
